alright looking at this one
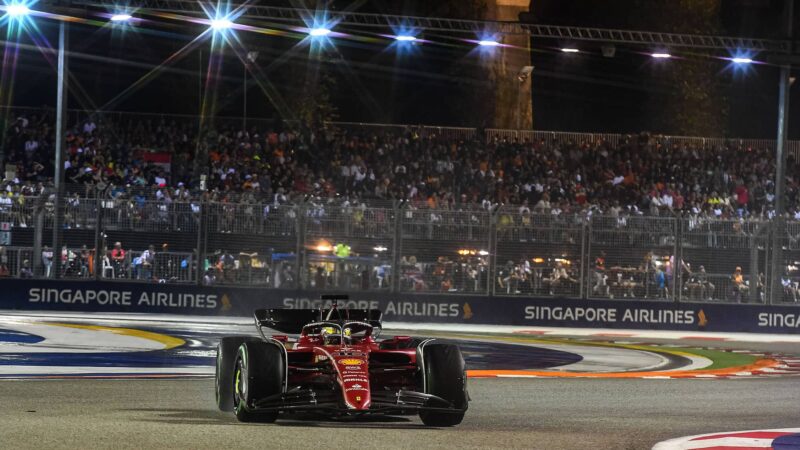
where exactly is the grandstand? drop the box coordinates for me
[3,108,800,305]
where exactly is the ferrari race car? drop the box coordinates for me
[215,295,469,426]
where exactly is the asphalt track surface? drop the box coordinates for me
[1,377,798,449]
[2,314,800,449]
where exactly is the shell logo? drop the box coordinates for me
[339,359,363,366]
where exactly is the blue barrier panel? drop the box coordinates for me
[2,279,800,333]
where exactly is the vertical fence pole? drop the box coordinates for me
[672,216,679,303]
[32,208,43,277]
[579,216,587,299]
[770,0,793,303]
[295,202,306,290]
[94,197,103,280]
[195,200,206,286]
[750,225,761,304]
[391,201,403,294]
[51,21,69,279]
[489,208,499,297]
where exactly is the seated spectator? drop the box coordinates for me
[217,249,236,283]
[139,244,155,280]
[20,260,33,278]
[202,268,216,286]
[111,242,126,278]
[545,262,577,295]
[782,276,799,303]
[592,251,609,297]
[685,265,715,300]
[732,266,749,301]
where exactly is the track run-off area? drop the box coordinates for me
[1,311,799,449]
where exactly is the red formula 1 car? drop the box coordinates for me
[215,295,468,426]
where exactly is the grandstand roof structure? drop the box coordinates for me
[37,0,792,53]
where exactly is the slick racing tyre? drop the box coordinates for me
[216,336,260,411]
[233,340,285,423]
[418,343,468,427]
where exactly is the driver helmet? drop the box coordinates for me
[320,326,352,345]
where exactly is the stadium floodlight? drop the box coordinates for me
[478,39,500,47]
[110,13,132,22]
[561,48,579,53]
[651,52,672,59]
[732,57,753,64]
[309,27,331,37]
[5,3,30,17]
[394,35,416,42]
[210,18,233,31]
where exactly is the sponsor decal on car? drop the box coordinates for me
[343,376,369,383]
[345,383,367,392]
[339,359,363,366]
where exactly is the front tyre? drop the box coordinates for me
[216,336,260,411]
[418,343,468,427]
[233,340,285,423]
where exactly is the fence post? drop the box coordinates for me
[673,216,681,303]
[32,206,43,277]
[195,200,206,286]
[764,220,786,304]
[93,197,103,280]
[391,200,403,294]
[765,222,775,304]
[488,207,499,297]
[295,201,306,290]
[579,215,587,299]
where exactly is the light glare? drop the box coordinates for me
[395,35,416,42]
[651,52,671,59]
[478,40,500,47]
[110,13,132,22]
[561,48,579,53]
[6,4,30,17]
[732,57,753,64]
[210,18,233,30]
[309,27,331,37]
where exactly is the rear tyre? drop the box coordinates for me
[233,340,285,423]
[418,343,468,427]
[216,336,260,411]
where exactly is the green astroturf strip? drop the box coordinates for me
[666,347,760,370]
[425,332,764,371]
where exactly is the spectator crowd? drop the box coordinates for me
[4,109,800,220]
[4,110,800,303]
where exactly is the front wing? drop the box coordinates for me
[245,388,465,416]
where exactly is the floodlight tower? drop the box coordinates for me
[769,0,795,304]
[243,51,259,131]
[53,18,69,279]
[487,0,534,130]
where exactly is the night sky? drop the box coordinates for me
[4,0,799,139]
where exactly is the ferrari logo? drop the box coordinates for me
[355,396,361,402]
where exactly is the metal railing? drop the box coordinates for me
[4,196,800,306]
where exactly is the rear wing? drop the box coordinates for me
[255,308,383,334]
